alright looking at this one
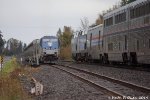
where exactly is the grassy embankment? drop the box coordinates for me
[0,57,30,100]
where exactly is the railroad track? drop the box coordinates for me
[76,62,150,72]
[51,64,150,100]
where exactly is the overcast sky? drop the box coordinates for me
[0,0,120,44]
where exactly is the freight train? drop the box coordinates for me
[71,0,150,65]
[23,36,59,65]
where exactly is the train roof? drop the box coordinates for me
[104,0,148,19]
[88,24,103,31]
[41,36,57,39]
[24,39,39,51]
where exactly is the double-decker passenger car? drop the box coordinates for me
[72,0,150,65]
[87,24,103,62]
[103,0,150,64]
[71,31,88,61]
[71,24,103,62]
[24,39,41,65]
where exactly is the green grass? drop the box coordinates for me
[0,57,31,100]
[2,58,19,74]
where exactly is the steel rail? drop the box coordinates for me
[51,65,130,100]
[58,64,150,94]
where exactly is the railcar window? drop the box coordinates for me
[105,17,113,27]
[149,2,150,14]
[135,7,138,17]
[141,4,145,16]
[139,6,142,16]
[108,43,113,51]
[104,20,106,27]
[144,3,148,15]
[102,40,103,48]
[99,31,101,49]
[119,42,121,50]
[137,40,139,51]
[148,2,150,13]
[130,2,150,19]
[76,44,77,51]
[149,39,150,49]
[130,9,133,19]
[144,16,149,24]
[115,12,126,24]
[137,6,140,17]
[90,33,92,49]
[84,43,87,50]
[125,35,127,50]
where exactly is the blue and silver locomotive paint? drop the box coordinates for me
[23,36,59,65]
[40,36,59,63]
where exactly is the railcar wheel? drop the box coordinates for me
[99,54,103,64]
[103,53,109,64]
[122,52,128,64]
[129,52,138,65]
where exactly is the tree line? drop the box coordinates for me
[0,31,26,56]
[57,26,73,60]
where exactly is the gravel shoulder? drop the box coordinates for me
[21,65,109,100]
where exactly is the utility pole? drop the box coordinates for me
[0,55,3,72]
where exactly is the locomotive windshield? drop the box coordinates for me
[41,38,58,50]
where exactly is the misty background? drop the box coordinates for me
[0,0,120,44]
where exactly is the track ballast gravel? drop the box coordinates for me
[58,62,150,88]
[21,65,109,100]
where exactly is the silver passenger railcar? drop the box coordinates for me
[23,39,41,65]
[72,0,150,65]
[71,31,88,61]
[87,24,104,62]
[71,24,103,62]
[103,0,150,64]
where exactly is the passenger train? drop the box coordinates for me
[23,36,59,65]
[71,0,150,65]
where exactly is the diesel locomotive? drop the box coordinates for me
[23,36,59,65]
